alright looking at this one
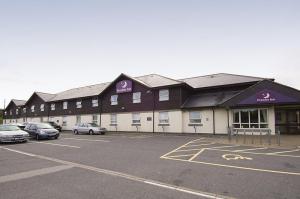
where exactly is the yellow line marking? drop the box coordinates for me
[267,149,300,155]
[188,149,205,161]
[161,156,300,176]
[160,138,206,158]
[166,154,197,158]
[30,141,80,148]
[234,147,267,152]
[183,143,215,147]
[63,138,110,142]
[205,148,300,158]
[176,148,206,152]
[1,147,232,199]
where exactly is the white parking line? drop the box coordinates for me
[0,165,73,184]
[63,138,110,142]
[0,147,36,157]
[30,141,80,148]
[1,147,231,199]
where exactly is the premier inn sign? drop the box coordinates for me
[116,80,132,93]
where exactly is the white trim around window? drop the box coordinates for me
[31,105,35,113]
[111,95,118,105]
[132,113,141,124]
[132,92,141,103]
[51,103,55,111]
[159,111,169,124]
[233,108,268,129]
[76,101,82,109]
[189,111,201,123]
[110,114,117,125]
[40,104,44,112]
[92,99,98,107]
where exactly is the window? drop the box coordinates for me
[62,116,67,126]
[132,113,141,124]
[92,99,98,107]
[111,95,118,105]
[40,117,43,122]
[189,111,201,123]
[159,89,169,101]
[76,101,82,109]
[4,111,7,116]
[133,92,141,103]
[40,104,44,112]
[159,112,169,124]
[233,109,268,128]
[23,108,26,114]
[76,115,81,124]
[110,114,117,124]
[63,102,68,110]
[92,115,98,124]
[16,109,19,115]
[10,110,12,115]
[51,103,55,111]
[49,117,54,122]
[31,105,35,113]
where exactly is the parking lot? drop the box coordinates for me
[1,132,300,199]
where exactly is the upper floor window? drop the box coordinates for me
[63,101,68,110]
[51,103,55,111]
[76,101,82,109]
[23,108,26,113]
[189,111,201,123]
[40,104,44,112]
[111,95,118,105]
[31,105,35,113]
[92,99,98,107]
[16,109,19,115]
[159,89,169,101]
[159,112,169,124]
[132,113,141,124]
[4,111,7,116]
[133,92,141,103]
[10,110,12,115]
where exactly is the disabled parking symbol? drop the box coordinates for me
[222,154,253,161]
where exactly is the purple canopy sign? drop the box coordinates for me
[239,89,298,105]
[116,80,132,93]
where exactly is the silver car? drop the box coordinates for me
[73,123,106,135]
[0,125,29,143]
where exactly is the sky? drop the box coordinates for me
[0,0,300,109]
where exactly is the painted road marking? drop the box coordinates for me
[267,149,300,155]
[30,141,80,148]
[63,138,110,142]
[1,147,231,199]
[0,147,36,157]
[0,165,73,184]
[188,149,205,161]
[222,154,253,161]
[234,147,267,152]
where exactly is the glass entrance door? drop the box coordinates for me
[275,109,300,134]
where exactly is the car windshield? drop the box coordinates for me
[36,123,54,129]
[0,125,20,131]
[88,123,99,127]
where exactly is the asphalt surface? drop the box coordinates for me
[0,132,300,199]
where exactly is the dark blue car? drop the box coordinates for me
[24,123,60,140]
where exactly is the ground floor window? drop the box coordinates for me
[189,111,201,123]
[49,117,54,122]
[40,117,43,122]
[111,114,117,125]
[159,112,169,124]
[76,115,81,124]
[233,108,268,128]
[62,116,67,126]
[92,115,98,124]
[132,113,141,124]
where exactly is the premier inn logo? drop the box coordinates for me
[116,80,132,93]
[257,90,276,102]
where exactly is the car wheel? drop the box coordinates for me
[55,135,59,139]
[89,130,94,135]
[74,130,78,135]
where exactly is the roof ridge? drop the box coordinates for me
[56,81,111,94]
[178,73,269,81]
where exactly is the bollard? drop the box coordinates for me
[277,129,281,146]
[268,130,271,145]
[260,129,262,145]
[243,129,246,144]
